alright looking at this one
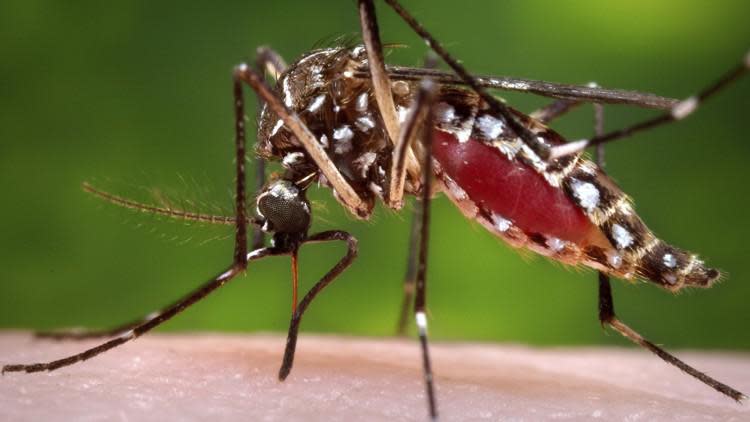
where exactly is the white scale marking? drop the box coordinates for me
[306,94,326,113]
[435,102,456,124]
[606,250,623,269]
[611,224,634,249]
[333,125,354,154]
[476,114,505,139]
[671,96,698,120]
[282,152,305,167]
[355,92,369,112]
[282,77,293,107]
[270,119,284,136]
[490,213,512,233]
[415,311,428,335]
[546,237,566,252]
[550,139,589,160]
[355,115,375,132]
[369,182,383,198]
[119,330,136,340]
[443,176,468,201]
[663,253,677,268]
[569,178,600,211]
[397,105,409,123]
[353,152,377,178]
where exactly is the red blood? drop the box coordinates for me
[432,130,599,245]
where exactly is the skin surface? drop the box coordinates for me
[1,332,748,421]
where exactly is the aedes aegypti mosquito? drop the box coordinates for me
[3,0,748,418]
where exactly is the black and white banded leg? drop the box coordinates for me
[414,82,439,419]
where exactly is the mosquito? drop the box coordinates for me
[3,0,748,419]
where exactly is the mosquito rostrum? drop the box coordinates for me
[3,0,747,419]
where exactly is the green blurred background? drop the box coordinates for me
[1,1,749,350]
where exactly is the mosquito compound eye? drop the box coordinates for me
[256,180,311,234]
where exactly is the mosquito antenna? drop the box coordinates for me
[82,182,257,227]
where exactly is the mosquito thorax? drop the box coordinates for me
[256,45,420,217]
[256,179,311,238]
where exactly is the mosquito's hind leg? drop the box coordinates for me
[277,230,358,380]
[550,51,749,158]
[251,47,288,249]
[591,105,745,402]
[596,272,746,401]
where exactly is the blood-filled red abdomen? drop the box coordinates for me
[432,130,599,245]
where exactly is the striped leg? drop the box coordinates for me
[413,79,440,420]
[2,249,275,374]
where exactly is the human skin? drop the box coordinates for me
[1,332,748,421]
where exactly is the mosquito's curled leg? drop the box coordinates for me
[278,230,358,381]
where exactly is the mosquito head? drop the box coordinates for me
[256,179,311,239]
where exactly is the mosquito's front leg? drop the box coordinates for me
[277,230,358,380]
[2,249,275,374]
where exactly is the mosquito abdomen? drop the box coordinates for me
[432,107,720,291]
